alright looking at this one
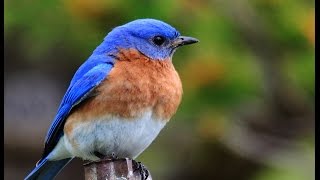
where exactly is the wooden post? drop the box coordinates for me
[84,158,152,180]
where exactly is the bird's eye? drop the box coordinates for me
[152,36,166,46]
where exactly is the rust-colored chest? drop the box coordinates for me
[70,49,183,121]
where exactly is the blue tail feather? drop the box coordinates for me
[24,158,72,180]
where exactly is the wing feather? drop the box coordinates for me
[41,58,114,159]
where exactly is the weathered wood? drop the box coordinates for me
[84,158,152,180]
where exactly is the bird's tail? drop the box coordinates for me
[24,158,72,180]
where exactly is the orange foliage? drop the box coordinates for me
[196,112,226,140]
[301,10,315,46]
[180,57,225,90]
[64,0,110,20]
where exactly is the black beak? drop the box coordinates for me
[172,36,199,48]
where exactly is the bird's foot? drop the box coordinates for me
[132,160,150,180]
[110,152,119,161]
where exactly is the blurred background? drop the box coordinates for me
[4,0,314,179]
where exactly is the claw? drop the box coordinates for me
[111,152,119,160]
[133,160,149,180]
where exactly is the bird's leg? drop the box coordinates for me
[132,160,150,180]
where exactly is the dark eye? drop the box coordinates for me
[152,36,166,46]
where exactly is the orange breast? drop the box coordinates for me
[65,49,183,127]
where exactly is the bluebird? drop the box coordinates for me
[25,18,198,180]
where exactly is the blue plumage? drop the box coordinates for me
[43,61,114,160]
[26,59,114,180]
[25,158,72,180]
[25,18,198,180]
[94,18,181,59]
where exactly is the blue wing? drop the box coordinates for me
[40,55,115,159]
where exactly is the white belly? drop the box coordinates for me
[48,110,167,161]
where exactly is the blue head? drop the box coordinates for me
[93,19,199,60]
